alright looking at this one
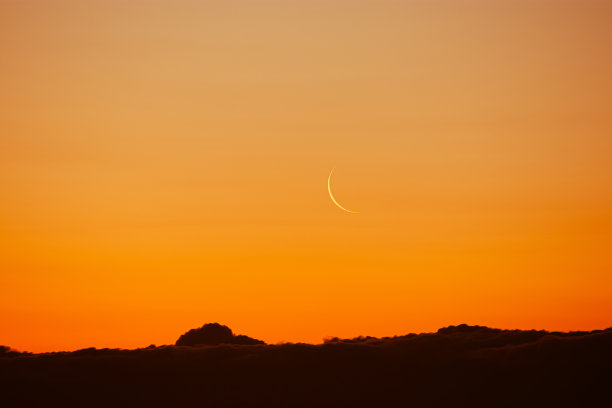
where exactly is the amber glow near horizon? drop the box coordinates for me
[1,0,612,352]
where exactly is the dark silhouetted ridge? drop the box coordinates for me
[175,322,264,346]
[1,324,611,407]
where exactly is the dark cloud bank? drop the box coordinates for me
[2,323,611,407]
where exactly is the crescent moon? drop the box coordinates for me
[327,168,359,214]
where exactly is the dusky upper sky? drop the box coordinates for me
[1,0,611,352]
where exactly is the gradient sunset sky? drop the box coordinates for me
[1,0,611,352]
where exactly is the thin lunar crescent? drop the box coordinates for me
[327,168,359,213]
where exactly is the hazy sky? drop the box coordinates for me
[1,0,611,352]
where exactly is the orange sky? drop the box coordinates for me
[1,0,612,352]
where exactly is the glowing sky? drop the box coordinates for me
[1,0,611,352]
